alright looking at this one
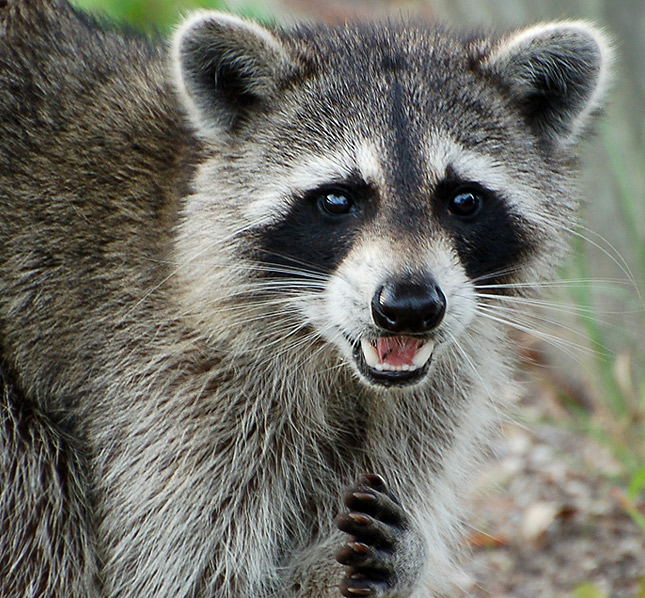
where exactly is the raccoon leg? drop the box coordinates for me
[335,474,426,598]
[0,366,100,597]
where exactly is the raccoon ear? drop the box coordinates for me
[484,22,612,147]
[172,12,291,137]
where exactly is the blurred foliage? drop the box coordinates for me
[70,0,271,32]
[562,129,645,517]
[572,584,607,598]
[72,0,206,32]
[570,580,645,598]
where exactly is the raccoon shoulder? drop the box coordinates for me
[0,0,198,249]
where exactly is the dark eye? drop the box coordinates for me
[448,188,484,219]
[317,188,355,216]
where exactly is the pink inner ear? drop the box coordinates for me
[375,337,423,367]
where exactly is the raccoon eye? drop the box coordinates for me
[317,188,355,217]
[448,188,484,219]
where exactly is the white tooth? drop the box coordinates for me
[412,341,435,368]
[360,338,379,368]
[361,338,433,374]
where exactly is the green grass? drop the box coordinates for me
[71,0,271,32]
[572,577,645,598]
[558,126,645,531]
[572,584,607,598]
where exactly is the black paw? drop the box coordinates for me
[335,474,419,598]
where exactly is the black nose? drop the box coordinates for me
[371,278,446,334]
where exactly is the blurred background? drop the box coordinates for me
[70,0,645,595]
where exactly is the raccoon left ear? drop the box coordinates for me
[483,22,612,147]
[172,11,293,138]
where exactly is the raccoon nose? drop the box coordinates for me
[371,279,446,334]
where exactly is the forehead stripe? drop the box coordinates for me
[389,80,424,198]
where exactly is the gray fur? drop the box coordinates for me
[0,1,610,597]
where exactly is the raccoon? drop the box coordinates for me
[0,1,611,596]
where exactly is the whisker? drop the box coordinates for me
[247,328,324,371]
[470,265,524,286]
[474,305,604,361]
[222,278,328,290]
[474,291,636,319]
[232,261,331,280]
[208,288,325,304]
[476,302,614,349]
[124,217,272,315]
[178,287,324,320]
[563,223,641,300]
[475,278,633,291]
[445,332,495,402]
[257,248,332,277]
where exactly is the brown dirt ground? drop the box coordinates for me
[456,388,645,598]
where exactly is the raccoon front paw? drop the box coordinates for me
[335,474,425,598]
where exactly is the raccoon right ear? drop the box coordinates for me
[172,12,292,137]
[483,22,612,147]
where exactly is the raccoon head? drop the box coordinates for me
[171,14,611,388]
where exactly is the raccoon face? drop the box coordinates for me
[172,14,611,388]
[247,139,537,388]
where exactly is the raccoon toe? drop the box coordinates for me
[335,540,394,575]
[335,474,424,598]
[338,570,392,598]
[336,473,405,544]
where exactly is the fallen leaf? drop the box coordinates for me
[521,501,560,543]
[466,530,510,548]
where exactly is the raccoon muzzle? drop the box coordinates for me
[349,277,445,386]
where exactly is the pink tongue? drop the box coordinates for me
[375,337,422,367]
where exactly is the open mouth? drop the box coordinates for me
[352,336,435,387]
